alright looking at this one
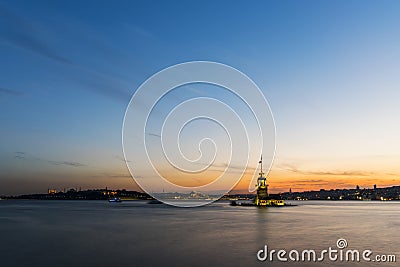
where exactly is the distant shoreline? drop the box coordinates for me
[1,185,399,201]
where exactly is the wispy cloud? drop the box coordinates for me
[0,5,72,64]
[14,151,25,159]
[297,179,325,183]
[77,75,132,103]
[278,163,373,177]
[115,155,131,163]
[147,132,162,138]
[0,87,24,96]
[47,160,85,167]
[0,5,133,103]
[89,172,131,179]
[14,152,86,167]
[130,25,154,39]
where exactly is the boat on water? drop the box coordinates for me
[108,197,122,203]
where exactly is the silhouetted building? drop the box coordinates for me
[48,189,57,194]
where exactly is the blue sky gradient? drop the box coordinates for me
[1,0,400,194]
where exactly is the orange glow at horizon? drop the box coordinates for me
[140,163,400,194]
[231,168,400,194]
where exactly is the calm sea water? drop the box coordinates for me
[0,200,398,267]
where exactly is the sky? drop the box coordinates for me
[0,0,400,195]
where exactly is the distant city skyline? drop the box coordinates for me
[1,0,400,195]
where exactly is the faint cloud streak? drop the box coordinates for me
[0,5,132,103]
[279,163,373,177]
[0,5,72,64]
[0,87,24,96]
[14,152,86,168]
